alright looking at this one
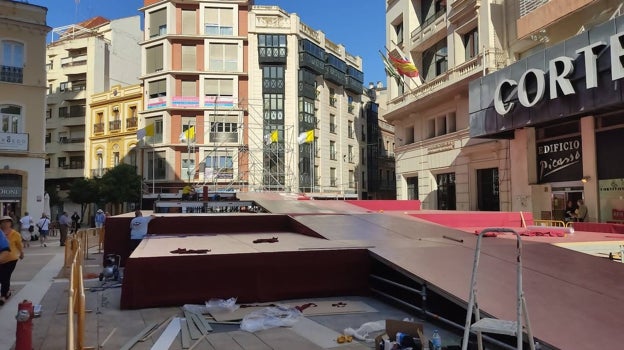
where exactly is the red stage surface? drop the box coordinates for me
[409,210,533,228]
[345,200,421,211]
[572,221,624,234]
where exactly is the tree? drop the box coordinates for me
[67,178,100,223]
[45,185,61,208]
[100,164,142,214]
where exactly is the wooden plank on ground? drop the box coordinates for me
[151,317,181,350]
[180,318,191,349]
[205,332,245,350]
[183,311,202,340]
[254,327,324,350]
[188,311,213,332]
[189,313,209,335]
[229,330,272,350]
[119,321,159,350]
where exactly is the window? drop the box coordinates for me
[329,87,336,106]
[149,8,167,38]
[347,95,355,114]
[464,28,479,60]
[181,80,196,96]
[181,152,196,181]
[182,9,196,35]
[146,45,164,73]
[145,117,163,144]
[204,7,234,35]
[298,97,315,126]
[181,45,196,70]
[209,121,238,143]
[60,82,69,92]
[348,120,354,138]
[258,34,287,58]
[262,66,285,91]
[348,145,353,163]
[330,167,337,187]
[69,156,84,169]
[407,176,418,200]
[205,155,234,179]
[477,168,500,211]
[209,43,237,72]
[263,93,284,121]
[330,141,336,160]
[1,40,24,83]
[330,114,336,133]
[427,112,456,139]
[113,152,120,167]
[361,147,365,165]
[349,170,355,188]
[58,157,66,168]
[0,105,21,133]
[148,150,166,180]
[148,79,167,99]
[436,172,456,210]
[127,148,137,167]
[394,21,404,46]
[422,39,448,80]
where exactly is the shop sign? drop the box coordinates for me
[536,136,582,183]
[0,186,21,199]
[427,141,455,154]
[0,132,28,151]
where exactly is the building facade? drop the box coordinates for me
[470,0,624,222]
[89,84,142,179]
[45,16,142,210]
[248,5,366,197]
[140,0,251,194]
[138,1,367,198]
[386,0,624,221]
[385,0,509,210]
[0,1,50,217]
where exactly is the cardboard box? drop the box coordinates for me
[375,319,426,350]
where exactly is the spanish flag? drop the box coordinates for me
[297,129,314,144]
[389,54,419,78]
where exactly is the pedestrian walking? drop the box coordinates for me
[18,212,33,248]
[36,213,50,247]
[58,212,71,246]
[0,215,24,305]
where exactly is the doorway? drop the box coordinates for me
[552,188,583,221]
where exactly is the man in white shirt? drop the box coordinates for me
[129,210,156,253]
[19,212,33,248]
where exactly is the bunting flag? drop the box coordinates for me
[297,129,314,144]
[179,126,196,143]
[137,123,155,140]
[264,130,279,145]
[389,54,419,78]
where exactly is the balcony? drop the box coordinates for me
[59,105,86,118]
[109,120,121,132]
[324,65,345,86]
[46,167,84,179]
[298,82,316,100]
[0,65,23,83]
[60,55,87,67]
[345,76,363,94]
[387,49,505,113]
[299,52,325,75]
[411,10,447,49]
[126,117,138,129]
[93,122,104,134]
[258,46,287,64]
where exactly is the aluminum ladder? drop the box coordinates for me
[461,228,535,350]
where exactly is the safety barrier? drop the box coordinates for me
[533,219,567,228]
[66,237,87,350]
[63,229,99,268]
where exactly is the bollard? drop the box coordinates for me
[15,300,34,350]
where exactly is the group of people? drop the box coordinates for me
[564,199,588,223]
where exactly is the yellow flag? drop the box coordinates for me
[145,123,155,136]
[270,130,278,143]
[179,126,195,143]
[298,129,314,144]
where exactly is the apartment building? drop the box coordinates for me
[0,1,50,217]
[89,84,142,179]
[248,5,366,196]
[139,1,367,197]
[470,0,624,222]
[384,0,509,210]
[139,0,251,193]
[45,16,142,209]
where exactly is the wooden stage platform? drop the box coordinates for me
[105,198,624,349]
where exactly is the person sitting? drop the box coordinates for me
[564,200,577,223]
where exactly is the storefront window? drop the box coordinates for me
[436,173,456,210]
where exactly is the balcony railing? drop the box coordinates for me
[0,65,23,83]
[93,123,104,133]
[60,55,87,67]
[109,120,121,131]
[330,178,337,187]
[324,65,345,86]
[126,117,138,129]
[410,10,447,46]
[59,137,85,144]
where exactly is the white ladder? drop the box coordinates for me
[461,228,536,350]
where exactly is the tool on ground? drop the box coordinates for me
[99,254,121,282]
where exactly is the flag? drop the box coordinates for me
[389,54,419,78]
[297,130,314,144]
[179,126,195,143]
[264,130,279,145]
[137,123,155,140]
[379,51,401,80]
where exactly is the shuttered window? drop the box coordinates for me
[148,79,167,98]
[182,9,196,35]
[204,78,233,96]
[149,9,167,38]
[204,7,234,35]
[146,45,164,73]
[181,81,196,96]
[209,43,237,72]
[181,45,196,70]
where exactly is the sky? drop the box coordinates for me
[34,0,387,86]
